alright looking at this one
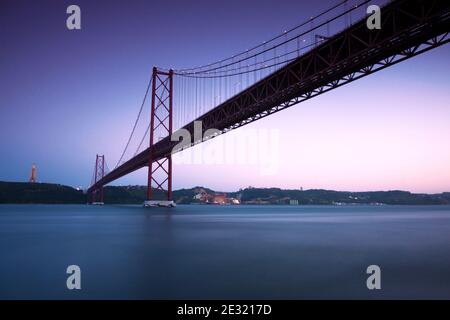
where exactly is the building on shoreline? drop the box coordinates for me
[193,188,240,205]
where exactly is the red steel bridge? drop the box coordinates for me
[88,0,450,205]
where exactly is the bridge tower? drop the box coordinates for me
[91,154,105,205]
[145,67,174,207]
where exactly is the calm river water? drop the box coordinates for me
[0,204,449,299]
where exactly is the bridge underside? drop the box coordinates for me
[88,0,450,194]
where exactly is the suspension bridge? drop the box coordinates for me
[87,0,450,206]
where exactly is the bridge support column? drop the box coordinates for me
[91,154,105,205]
[146,67,174,207]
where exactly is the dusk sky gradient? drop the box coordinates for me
[1,0,449,193]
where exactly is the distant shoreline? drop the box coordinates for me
[2,203,450,206]
[1,181,449,206]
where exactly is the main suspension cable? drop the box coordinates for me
[175,0,371,76]
[174,0,349,73]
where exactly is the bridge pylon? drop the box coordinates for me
[90,154,105,205]
[145,67,175,207]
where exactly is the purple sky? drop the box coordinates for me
[1,0,449,193]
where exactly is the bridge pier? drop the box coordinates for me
[143,200,176,208]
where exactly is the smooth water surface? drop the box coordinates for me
[0,204,449,299]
